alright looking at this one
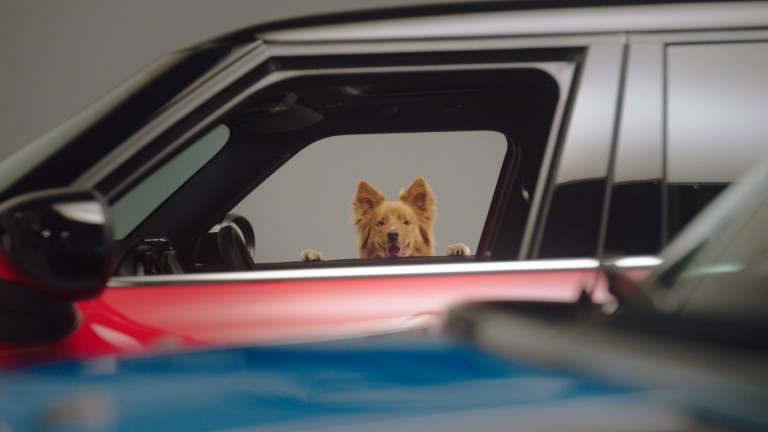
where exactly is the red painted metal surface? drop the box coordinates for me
[0,269,606,368]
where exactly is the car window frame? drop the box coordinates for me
[106,39,596,268]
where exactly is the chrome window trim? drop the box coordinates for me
[108,258,600,287]
[608,256,663,269]
[109,255,662,287]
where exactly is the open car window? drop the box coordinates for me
[232,131,508,263]
[109,60,572,275]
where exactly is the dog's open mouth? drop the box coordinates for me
[386,245,402,257]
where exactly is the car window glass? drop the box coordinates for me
[111,125,230,237]
[666,41,768,239]
[232,131,507,263]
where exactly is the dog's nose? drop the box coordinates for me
[387,230,399,242]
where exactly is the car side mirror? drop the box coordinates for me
[0,188,113,343]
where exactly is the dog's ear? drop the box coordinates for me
[400,177,436,222]
[352,180,385,221]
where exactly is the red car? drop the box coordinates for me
[2,1,768,368]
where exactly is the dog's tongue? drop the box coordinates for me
[387,245,402,257]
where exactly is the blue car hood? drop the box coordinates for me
[2,332,690,431]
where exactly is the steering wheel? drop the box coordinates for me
[217,213,257,271]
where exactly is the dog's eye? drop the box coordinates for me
[403,220,412,225]
[376,220,385,227]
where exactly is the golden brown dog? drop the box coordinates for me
[351,176,436,258]
[301,177,469,261]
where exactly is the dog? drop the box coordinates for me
[301,177,470,261]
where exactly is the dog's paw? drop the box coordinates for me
[300,249,326,262]
[446,243,471,257]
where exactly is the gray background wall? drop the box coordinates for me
[0,0,471,162]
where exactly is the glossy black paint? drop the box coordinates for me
[537,179,607,258]
[0,188,112,297]
[604,182,663,256]
[0,188,113,343]
[666,183,727,242]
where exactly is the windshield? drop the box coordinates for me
[111,125,230,238]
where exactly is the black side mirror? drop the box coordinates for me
[0,188,113,343]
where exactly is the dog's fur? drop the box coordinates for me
[301,177,469,261]
[352,177,436,259]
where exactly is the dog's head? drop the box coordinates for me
[351,177,436,259]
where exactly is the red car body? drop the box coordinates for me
[1,263,615,368]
